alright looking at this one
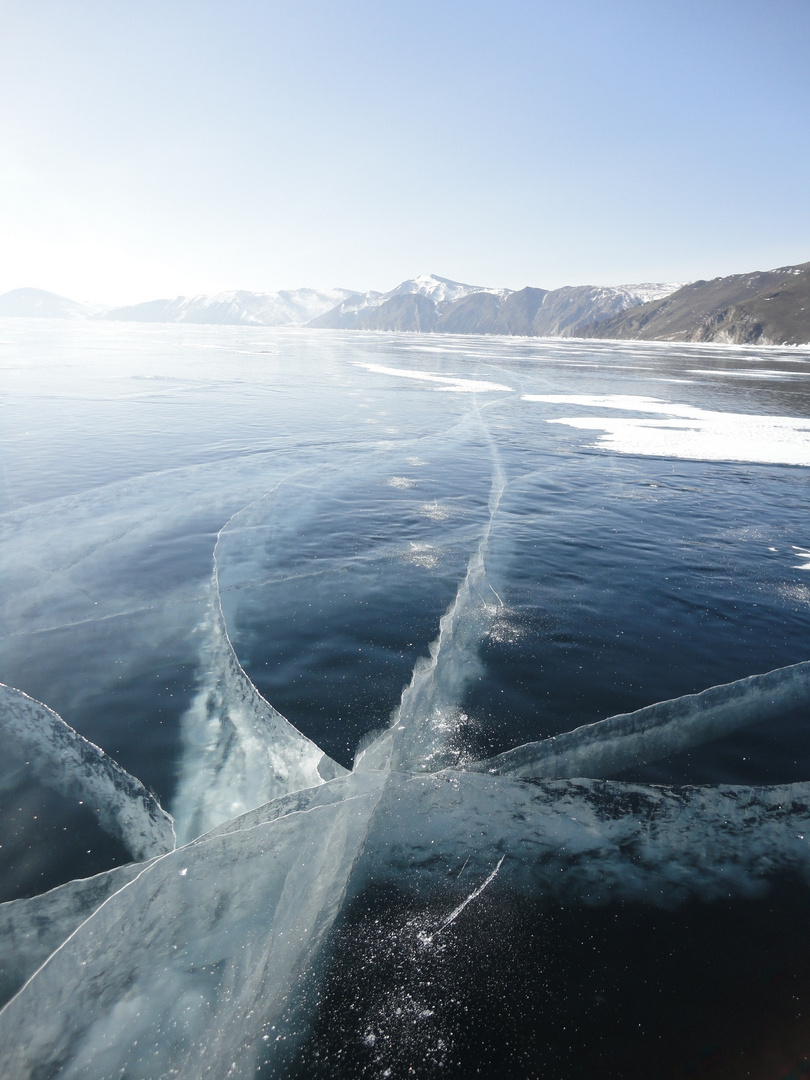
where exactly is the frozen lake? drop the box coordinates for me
[2,320,810,1077]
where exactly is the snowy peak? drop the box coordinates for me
[387,274,507,306]
[612,282,688,306]
[309,274,511,330]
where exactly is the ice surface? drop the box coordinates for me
[357,415,506,774]
[362,771,810,907]
[687,368,803,379]
[475,661,810,780]
[0,683,175,860]
[4,562,810,1078]
[3,335,810,1076]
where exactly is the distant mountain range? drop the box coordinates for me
[100,288,356,327]
[0,286,355,327]
[2,260,808,344]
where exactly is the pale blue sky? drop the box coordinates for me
[1,0,809,303]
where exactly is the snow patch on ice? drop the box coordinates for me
[357,363,513,394]
[523,394,810,466]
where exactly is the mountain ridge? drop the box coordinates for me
[308,274,682,336]
[1,261,808,343]
[579,262,810,346]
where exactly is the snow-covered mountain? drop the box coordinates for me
[309,275,683,335]
[103,288,356,327]
[306,289,386,328]
[525,282,687,337]
[0,288,98,319]
[386,273,508,306]
[617,282,688,306]
[309,274,510,330]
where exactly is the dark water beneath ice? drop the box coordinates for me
[2,320,810,1075]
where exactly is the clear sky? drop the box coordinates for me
[1,0,809,304]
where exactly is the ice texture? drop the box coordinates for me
[0,683,175,860]
[376,426,506,774]
[362,772,810,907]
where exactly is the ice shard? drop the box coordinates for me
[0,860,153,1007]
[361,772,810,906]
[0,683,175,861]
[0,771,387,1080]
[171,510,347,844]
[360,420,506,776]
[474,660,810,780]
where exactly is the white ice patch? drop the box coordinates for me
[355,363,513,394]
[523,394,810,466]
